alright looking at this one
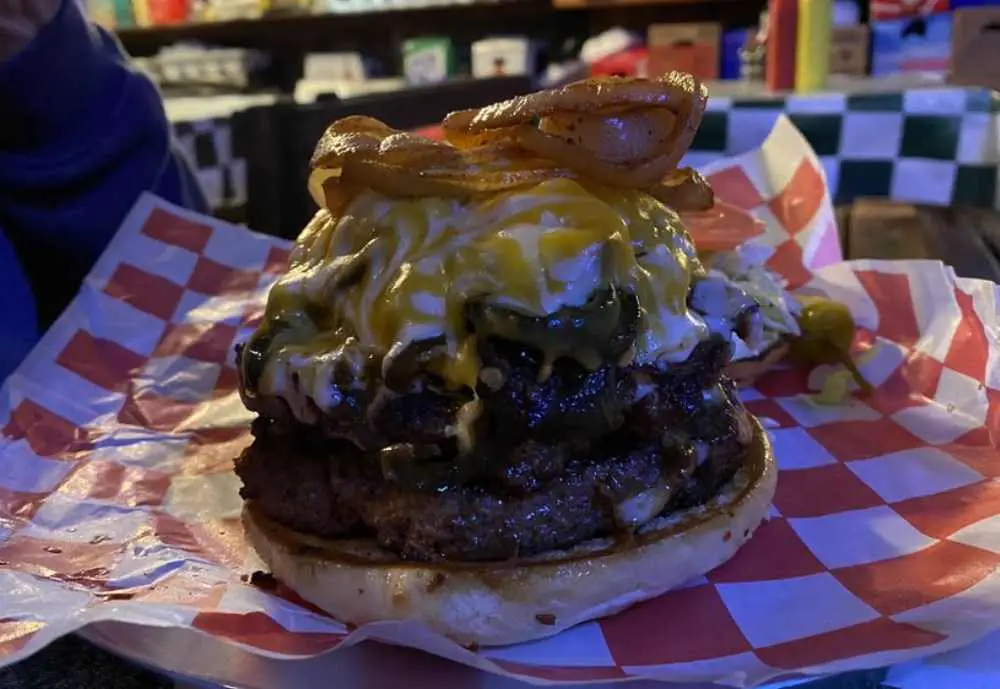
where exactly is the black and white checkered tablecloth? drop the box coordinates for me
[172,86,1000,212]
[683,86,1000,208]
[172,119,246,212]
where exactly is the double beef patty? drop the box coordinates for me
[236,289,758,562]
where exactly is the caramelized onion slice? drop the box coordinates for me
[538,108,679,165]
[311,76,713,200]
[310,115,398,169]
[311,115,464,172]
[460,72,708,132]
[441,73,709,181]
[648,168,714,211]
[516,126,677,188]
[442,109,518,149]
[340,159,479,198]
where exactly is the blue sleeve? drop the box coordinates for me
[0,232,39,383]
[0,0,207,263]
[0,0,208,382]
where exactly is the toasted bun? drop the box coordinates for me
[242,418,776,647]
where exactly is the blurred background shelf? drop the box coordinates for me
[117,0,553,48]
[116,0,765,53]
[550,0,723,8]
[107,0,999,231]
[117,0,764,92]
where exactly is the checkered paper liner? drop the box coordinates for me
[685,86,1000,211]
[1,116,999,687]
[183,86,1000,213]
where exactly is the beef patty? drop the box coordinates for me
[235,288,758,562]
[235,367,754,561]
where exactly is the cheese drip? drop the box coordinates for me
[253,178,712,411]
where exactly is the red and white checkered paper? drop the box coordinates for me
[1,115,999,687]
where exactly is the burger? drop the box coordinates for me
[234,72,779,647]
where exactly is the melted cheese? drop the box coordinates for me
[256,178,715,410]
[704,246,801,360]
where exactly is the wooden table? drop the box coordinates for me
[838,200,1000,283]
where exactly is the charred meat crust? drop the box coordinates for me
[238,424,684,561]
[236,384,752,562]
[235,340,754,561]
[240,333,734,490]
[235,286,758,562]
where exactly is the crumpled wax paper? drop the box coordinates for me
[1,115,998,688]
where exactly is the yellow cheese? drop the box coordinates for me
[254,177,713,411]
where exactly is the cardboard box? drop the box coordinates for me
[870,0,949,21]
[589,47,648,78]
[830,25,870,76]
[646,23,720,80]
[402,37,456,86]
[871,14,952,76]
[304,52,368,82]
[952,7,1000,88]
[472,38,539,78]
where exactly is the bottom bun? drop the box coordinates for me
[242,418,777,647]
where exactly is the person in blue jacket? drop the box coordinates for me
[0,0,207,382]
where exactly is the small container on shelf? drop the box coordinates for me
[720,28,751,79]
[739,12,767,83]
[829,25,870,76]
[766,0,798,91]
[183,0,260,20]
[145,45,269,91]
[263,0,312,13]
[588,46,648,77]
[130,0,150,25]
[402,37,457,85]
[870,13,952,76]
[951,7,1000,88]
[145,0,190,24]
[795,0,833,91]
[578,28,644,75]
[304,52,369,82]
[646,23,721,80]
[739,36,766,82]
[86,0,119,27]
[471,37,539,78]
[113,0,136,25]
